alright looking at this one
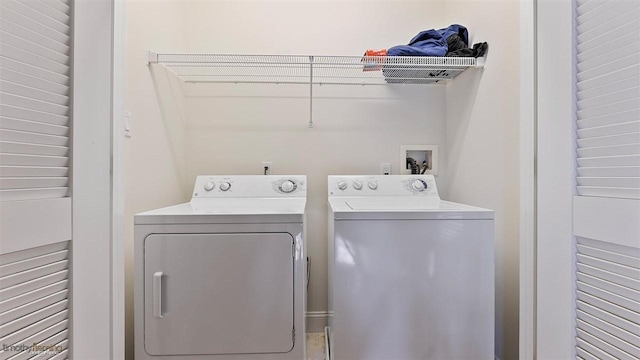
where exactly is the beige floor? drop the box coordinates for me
[306,332,326,360]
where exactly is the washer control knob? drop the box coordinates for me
[368,181,378,190]
[411,179,427,191]
[281,180,296,193]
[337,181,348,190]
[352,180,363,190]
[219,182,231,191]
[204,182,215,191]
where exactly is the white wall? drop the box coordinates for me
[444,1,520,359]
[179,0,450,323]
[184,84,448,319]
[124,1,188,358]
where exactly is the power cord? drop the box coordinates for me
[307,257,310,291]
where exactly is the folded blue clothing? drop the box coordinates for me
[387,24,469,57]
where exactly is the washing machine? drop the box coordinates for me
[327,175,494,360]
[135,175,307,360]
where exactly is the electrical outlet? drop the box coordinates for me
[380,163,391,175]
[262,161,272,175]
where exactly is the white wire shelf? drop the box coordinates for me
[148,52,484,85]
[147,52,485,127]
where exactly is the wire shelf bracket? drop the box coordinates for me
[147,51,485,127]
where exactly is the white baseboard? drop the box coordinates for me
[306,311,329,333]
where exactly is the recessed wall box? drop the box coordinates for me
[400,145,438,175]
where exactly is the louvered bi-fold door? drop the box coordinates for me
[0,243,70,360]
[0,0,72,359]
[575,0,640,199]
[574,0,640,358]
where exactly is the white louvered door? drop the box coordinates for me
[0,0,70,202]
[0,0,72,359]
[574,0,640,358]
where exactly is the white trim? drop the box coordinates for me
[519,0,536,358]
[535,0,576,356]
[71,0,115,357]
[306,311,329,333]
[111,0,126,357]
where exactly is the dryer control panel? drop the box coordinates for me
[193,175,307,198]
[328,175,440,198]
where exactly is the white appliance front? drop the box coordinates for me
[135,175,306,360]
[144,233,294,356]
[327,175,495,360]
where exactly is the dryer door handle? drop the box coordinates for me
[153,271,164,319]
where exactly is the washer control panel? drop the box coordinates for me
[328,175,439,197]
[193,175,306,198]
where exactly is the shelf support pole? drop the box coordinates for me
[309,56,314,128]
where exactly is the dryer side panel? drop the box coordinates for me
[143,233,295,356]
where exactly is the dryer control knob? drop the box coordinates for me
[219,182,231,191]
[368,181,378,190]
[281,180,296,193]
[353,180,363,190]
[337,181,348,190]
[411,179,427,191]
[204,182,215,191]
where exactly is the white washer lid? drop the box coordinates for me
[330,197,493,220]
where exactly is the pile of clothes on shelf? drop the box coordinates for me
[362,24,488,83]
[385,24,488,58]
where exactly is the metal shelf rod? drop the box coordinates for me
[181,80,450,85]
[309,55,314,128]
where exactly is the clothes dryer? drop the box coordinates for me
[135,175,307,360]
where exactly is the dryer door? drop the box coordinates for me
[144,233,295,355]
